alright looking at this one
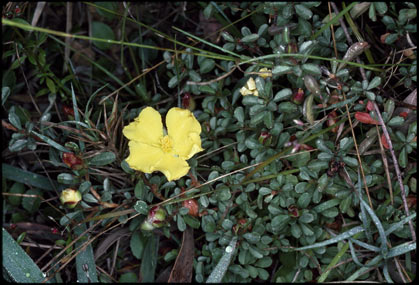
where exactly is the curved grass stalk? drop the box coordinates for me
[238,53,384,72]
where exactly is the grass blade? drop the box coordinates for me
[74,215,99,283]
[295,226,364,251]
[140,234,159,282]
[30,130,71,153]
[2,227,51,283]
[2,163,59,191]
[206,236,238,283]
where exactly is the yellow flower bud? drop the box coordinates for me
[60,188,82,208]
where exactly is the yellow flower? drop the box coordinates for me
[123,107,203,181]
[240,77,259,96]
[258,67,272,79]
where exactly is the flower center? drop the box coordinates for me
[160,135,173,153]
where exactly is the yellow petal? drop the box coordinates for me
[259,68,272,79]
[154,153,191,181]
[240,86,252,96]
[166,107,203,160]
[246,77,256,91]
[125,141,165,173]
[122,107,163,145]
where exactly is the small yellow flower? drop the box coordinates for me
[258,67,272,79]
[123,107,203,181]
[240,77,259,96]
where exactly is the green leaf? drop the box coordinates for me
[301,63,322,75]
[374,2,388,15]
[303,94,314,124]
[91,21,115,50]
[8,107,22,130]
[398,147,407,168]
[2,163,60,191]
[73,214,99,282]
[57,173,78,185]
[199,58,216,74]
[297,192,311,208]
[313,198,340,213]
[321,207,339,218]
[207,237,238,283]
[221,31,234,42]
[7,182,25,206]
[388,116,404,127]
[263,111,274,129]
[22,188,42,214]
[367,76,382,90]
[241,34,259,43]
[295,4,313,20]
[140,234,159,282]
[387,241,416,259]
[30,130,71,153]
[9,139,27,152]
[299,212,314,223]
[134,200,149,215]
[2,228,51,282]
[342,156,358,167]
[272,65,293,76]
[177,214,187,231]
[95,2,118,20]
[2,86,11,105]
[183,215,200,229]
[384,33,398,45]
[46,77,56,94]
[119,272,138,283]
[130,231,145,259]
[278,102,298,113]
[234,107,245,123]
[273,88,293,102]
[255,256,272,268]
[89,152,116,166]
[271,215,290,231]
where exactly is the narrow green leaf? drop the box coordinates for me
[74,215,98,282]
[2,163,59,191]
[130,231,145,259]
[206,237,238,283]
[295,226,364,250]
[386,241,416,259]
[2,228,51,282]
[140,234,159,282]
[30,130,71,152]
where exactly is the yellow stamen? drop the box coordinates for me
[160,135,173,153]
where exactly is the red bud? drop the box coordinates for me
[399,112,408,119]
[381,133,390,149]
[355,112,380,125]
[292,88,305,104]
[182,199,199,217]
[63,152,83,170]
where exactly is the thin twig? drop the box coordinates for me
[15,43,42,115]
[342,92,373,207]
[373,102,416,242]
[375,125,393,204]
[187,65,237,86]
[330,2,366,80]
